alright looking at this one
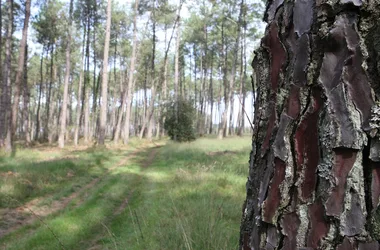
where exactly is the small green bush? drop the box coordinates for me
[163,99,196,142]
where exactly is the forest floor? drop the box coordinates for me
[0,136,251,250]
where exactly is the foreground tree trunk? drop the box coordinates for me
[240,1,380,249]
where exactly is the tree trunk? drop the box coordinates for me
[240,1,380,249]
[193,44,197,110]
[22,44,30,146]
[146,86,155,140]
[160,7,182,138]
[146,0,156,141]
[58,0,73,148]
[35,48,44,142]
[218,21,228,139]
[238,1,247,136]
[160,23,169,138]
[74,31,86,146]
[98,0,112,145]
[209,51,214,134]
[10,0,30,148]
[113,67,125,143]
[122,0,139,144]
[83,14,91,144]
[44,45,54,142]
[0,0,13,151]
[229,94,235,136]
[48,61,58,144]
[173,10,181,141]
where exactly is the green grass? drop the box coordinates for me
[0,136,251,250]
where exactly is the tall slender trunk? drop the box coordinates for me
[0,0,13,151]
[111,32,118,138]
[113,69,125,144]
[98,0,111,145]
[146,1,156,141]
[228,93,235,136]
[139,62,149,138]
[92,7,98,116]
[74,30,86,146]
[193,44,197,109]
[145,85,155,140]
[238,8,247,136]
[160,23,168,138]
[218,22,227,139]
[123,0,139,144]
[174,11,181,141]
[84,14,91,144]
[66,75,72,141]
[209,52,214,134]
[58,0,73,148]
[44,45,54,141]
[48,55,57,144]
[134,89,138,136]
[35,48,44,142]
[198,53,204,135]
[156,95,161,139]
[10,0,30,147]
[160,6,182,138]
[22,45,30,145]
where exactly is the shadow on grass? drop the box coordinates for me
[0,138,252,250]
[97,143,251,250]
[0,148,116,209]
[0,171,149,250]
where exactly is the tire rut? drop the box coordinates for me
[88,146,161,249]
[0,147,145,239]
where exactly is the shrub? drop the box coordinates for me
[163,99,196,142]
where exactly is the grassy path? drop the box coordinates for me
[0,137,251,250]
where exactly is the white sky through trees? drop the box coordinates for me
[19,0,262,129]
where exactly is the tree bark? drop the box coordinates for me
[47,61,58,144]
[240,1,380,249]
[22,45,30,146]
[10,0,30,148]
[44,45,54,142]
[83,13,91,144]
[58,0,73,148]
[209,51,214,134]
[122,0,139,144]
[173,9,181,141]
[238,1,247,136]
[98,0,112,145]
[0,0,13,151]
[35,48,44,142]
[160,6,182,138]
[146,0,156,141]
[113,69,124,144]
[74,30,86,146]
[218,21,228,139]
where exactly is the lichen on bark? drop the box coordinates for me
[240,0,380,249]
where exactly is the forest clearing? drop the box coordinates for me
[0,137,250,249]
